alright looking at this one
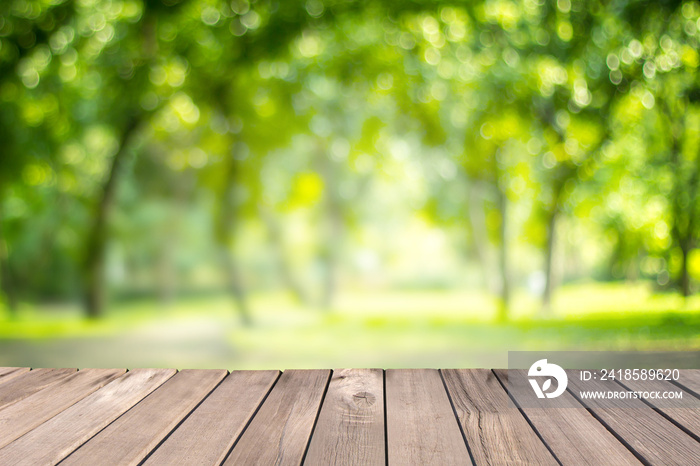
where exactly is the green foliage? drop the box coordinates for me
[2,0,700,320]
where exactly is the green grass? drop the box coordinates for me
[0,282,698,369]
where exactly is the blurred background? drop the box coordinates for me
[0,0,699,369]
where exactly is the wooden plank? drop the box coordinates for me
[0,368,124,448]
[223,369,330,466]
[0,368,30,386]
[385,369,470,465]
[441,369,556,465]
[61,369,227,465]
[0,368,176,465]
[672,369,700,398]
[493,369,640,465]
[304,368,385,466]
[144,370,279,465]
[0,367,76,410]
[616,376,700,442]
[568,374,699,465]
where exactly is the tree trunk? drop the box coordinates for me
[0,211,18,316]
[259,206,310,305]
[156,232,176,307]
[671,159,699,298]
[468,181,494,293]
[214,156,251,325]
[496,187,509,321]
[680,237,692,297]
[626,248,641,283]
[661,97,697,298]
[542,206,558,315]
[679,151,700,297]
[220,245,251,325]
[83,116,140,318]
[317,144,343,311]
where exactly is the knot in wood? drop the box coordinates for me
[352,391,376,407]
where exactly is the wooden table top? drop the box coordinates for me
[0,367,697,465]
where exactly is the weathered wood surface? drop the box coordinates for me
[0,368,123,449]
[0,367,29,386]
[673,369,700,398]
[304,368,385,466]
[62,369,226,465]
[145,370,279,465]
[386,369,470,465]
[568,374,700,465]
[0,368,176,465]
[616,376,700,442]
[493,369,641,466]
[442,368,556,465]
[0,367,76,410]
[0,367,696,465]
[223,369,330,466]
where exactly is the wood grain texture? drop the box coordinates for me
[673,369,700,398]
[386,369,470,465]
[304,368,385,466]
[61,369,227,466]
[441,369,556,466]
[0,367,76,410]
[0,368,124,448]
[568,375,699,465]
[0,368,176,465]
[144,370,279,465]
[493,369,640,466]
[0,368,30,386]
[0,367,695,464]
[616,376,700,442]
[223,369,331,466]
